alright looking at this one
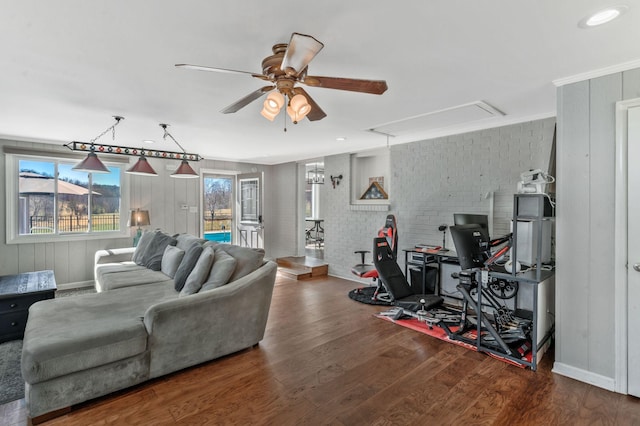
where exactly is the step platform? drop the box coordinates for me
[276,256,328,280]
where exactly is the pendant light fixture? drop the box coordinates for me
[160,124,199,179]
[71,116,124,173]
[126,154,158,176]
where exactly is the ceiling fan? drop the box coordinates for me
[175,32,388,123]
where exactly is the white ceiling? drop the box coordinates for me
[1,1,639,165]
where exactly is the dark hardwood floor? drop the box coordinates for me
[2,272,640,425]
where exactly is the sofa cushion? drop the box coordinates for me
[217,244,265,282]
[142,232,177,271]
[99,268,172,292]
[201,248,237,292]
[180,246,215,296]
[22,282,178,384]
[175,234,205,251]
[161,246,185,278]
[95,262,146,290]
[132,230,157,265]
[174,244,203,291]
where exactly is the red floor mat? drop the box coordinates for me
[375,314,532,368]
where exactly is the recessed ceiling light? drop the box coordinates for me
[336,136,346,141]
[579,5,628,28]
[143,139,155,144]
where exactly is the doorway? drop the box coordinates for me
[304,162,324,259]
[202,174,234,243]
[614,98,640,396]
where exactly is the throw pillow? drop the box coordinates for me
[216,244,264,282]
[132,230,157,265]
[161,245,185,278]
[180,246,215,296]
[142,232,177,271]
[174,244,204,291]
[201,249,237,292]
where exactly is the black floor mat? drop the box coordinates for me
[348,286,393,306]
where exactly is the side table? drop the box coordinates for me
[0,270,57,342]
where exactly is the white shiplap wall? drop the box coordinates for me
[555,67,640,388]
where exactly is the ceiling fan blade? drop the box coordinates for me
[281,33,324,77]
[175,64,270,81]
[294,87,327,121]
[221,86,274,114]
[302,76,388,95]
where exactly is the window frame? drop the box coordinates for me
[6,152,130,244]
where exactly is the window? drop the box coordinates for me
[239,178,259,223]
[7,153,128,243]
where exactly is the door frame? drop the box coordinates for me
[614,97,640,394]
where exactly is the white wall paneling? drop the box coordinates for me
[554,66,640,391]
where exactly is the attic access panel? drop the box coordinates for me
[370,101,505,137]
[360,181,388,200]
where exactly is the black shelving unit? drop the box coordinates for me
[475,193,555,370]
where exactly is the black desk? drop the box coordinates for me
[0,270,56,342]
[403,248,442,294]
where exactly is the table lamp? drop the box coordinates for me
[128,209,150,246]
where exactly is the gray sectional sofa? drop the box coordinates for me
[21,231,277,420]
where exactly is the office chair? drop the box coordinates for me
[351,214,398,287]
[372,237,443,311]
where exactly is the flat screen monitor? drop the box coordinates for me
[449,224,491,270]
[453,213,489,231]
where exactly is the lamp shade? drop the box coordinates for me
[72,152,110,174]
[290,94,311,117]
[171,160,199,178]
[260,107,278,121]
[128,209,150,227]
[264,91,285,112]
[126,156,158,176]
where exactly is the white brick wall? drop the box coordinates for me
[323,118,556,281]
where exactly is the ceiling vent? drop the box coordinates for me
[369,101,505,137]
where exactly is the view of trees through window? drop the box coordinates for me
[18,159,121,235]
[203,176,232,233]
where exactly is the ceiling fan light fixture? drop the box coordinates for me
[265,91,285,110]
[261,107,278,121]
[289,94,311,121]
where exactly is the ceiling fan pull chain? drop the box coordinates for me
[283,94,288,132]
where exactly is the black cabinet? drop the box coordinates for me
[0,270,57,342]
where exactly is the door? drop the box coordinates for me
[628,105,640,396]
[237,172,263,248]
[202,173,234,243]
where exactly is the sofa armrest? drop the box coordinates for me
[143,261,277,378]
[95,247,136,265]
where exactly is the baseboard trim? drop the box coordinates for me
[552,362,616,392]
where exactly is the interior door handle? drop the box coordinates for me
[634,263,640,272]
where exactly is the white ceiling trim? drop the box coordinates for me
[553,58,640,87]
